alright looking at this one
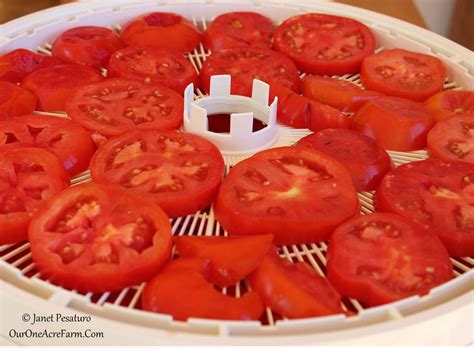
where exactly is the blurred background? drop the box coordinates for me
[0,0,473,50]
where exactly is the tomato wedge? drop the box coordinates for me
[90,130,224,218]
[248,248,345,319]
[375,159,474,257]
[142,258,264,321]
[214,146,359,245]
[0,81,37,119]
[0,147,69,245]
[29,183,172,293]
[174,234,273,287]
[327,213,453,306]
[424,90,474,122]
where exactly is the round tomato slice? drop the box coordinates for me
[0,81,37,119]
[248,248,344,319]
[107,46,198,94]
[203,12,273,51]
[0,147,69,245]
[174,234,273,287]
[327,213,453,306]
[142,258,264,321]
[21,64,104,112]
[424,90,474,122]
[273,13,375,75]
[375,159,474,257]
[199,47,300,96]
[296,129,392,191]
[352,96,434,151]
[214,146,359,245]
[51,26,124,68]
[302,75,383,112]
[90,130,225,218]
[29,183,172,293]
[0,115,95,176]
[120,12,201,53]
[361,49,446,102]
[65,78,183,144]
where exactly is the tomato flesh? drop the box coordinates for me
[0,81,37,119]
[424,90,474,122]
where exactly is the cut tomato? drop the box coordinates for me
[0,81,37,119]
[29,183,172,292]
[424,90,474,122]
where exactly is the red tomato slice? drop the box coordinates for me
[51,26,124,68]
[295,129,392,191]
[0,147,69,245]
[352,96,434,151]
[90,130,225,218]
[21,64,104,112]
[273,13,375,75]
[248,248,344,319]
[65,78,183,143]
[174,234,273,287]
[107,46,198,94]
[0,49,63,83]
[29,183,172,293]
[428,115,474,162]
[214,146,359,245]
[0,81,37,119]
[424,90,474,122]
[375,159,474,257]
[142,258,264,321]
[0,115,95,176]
[199,47,300,96]
[327,212,453,306]
[361,49,446,102]
[120,12,201,53]
[302,75,383,112]
[203,12,273,51]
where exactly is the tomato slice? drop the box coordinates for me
[296,129,392,191]
[0,115,95,176]
[360,49,446,102]
[65,78,183,144]
[273,13,375,75]
[199,47,300,96]
[327,212,453,306]
[174,234,273,287]
[302,75,383,112]
[90,130,225,218]
[142,258,264,321]
[107,46,198,94]
[375,159,474,257]
[214,146,359,244]
[0,49,63,83]
[0,147,69,245]
[21,64,104,112]
[203,12,273,51]
[424,90,474,122]
[248,248,344,319]
[352,96,434,151]
[0,81,37,119]
[51,26,124,68]
[120,12,201,53]
[29,183,172,293]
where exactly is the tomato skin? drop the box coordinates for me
[248,248,344,319]
[174,234,273,287]
[0,81,37,119]
[424,90,474,122]
[51,26,124,68]
[121,12,201,53]
[361,49,446,102]
[203,12,273,51]
[21,64,104,112]
[142,258,264,321]
[29,183,172,293]
[273,13,375,75]
[352,96,434,151]
[327,212,453,306]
